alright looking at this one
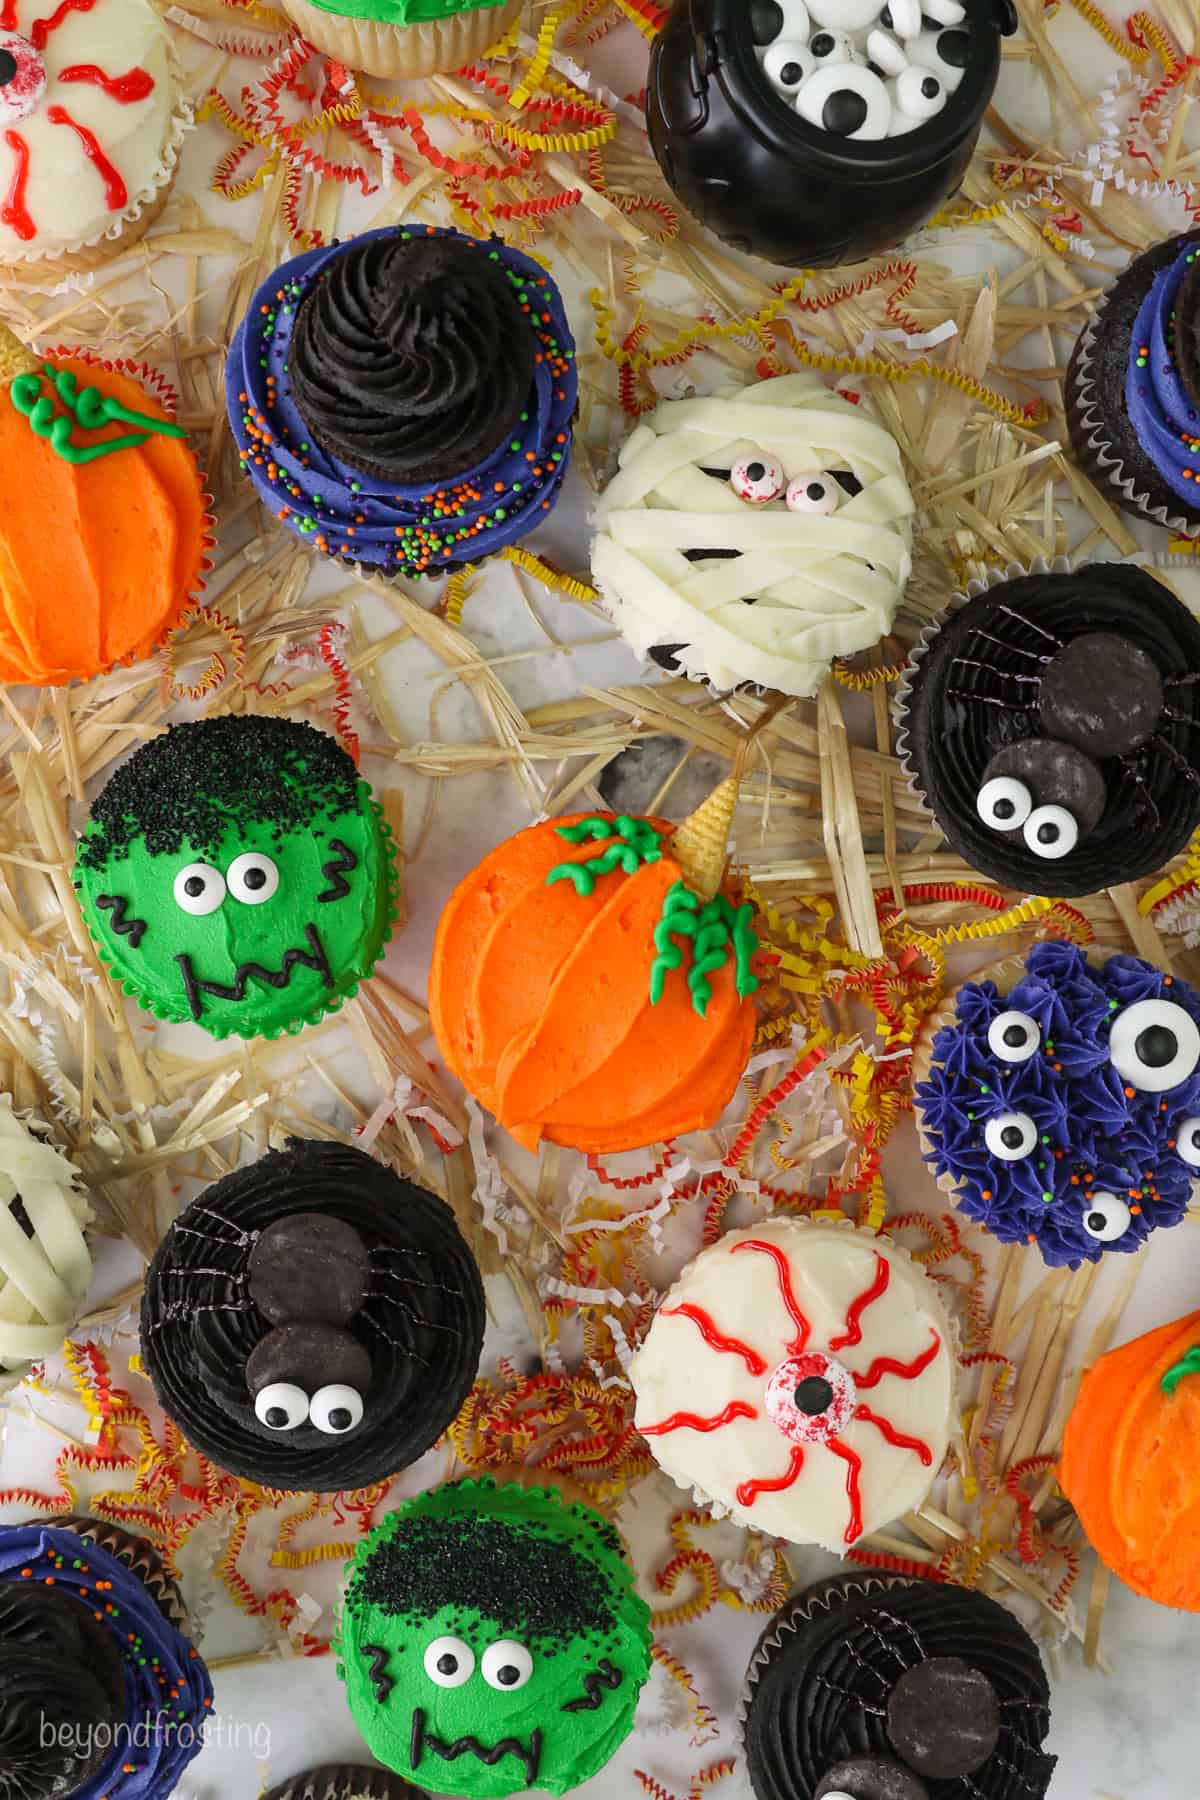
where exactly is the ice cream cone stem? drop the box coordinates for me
[671,775,738,901]
[0,320,41,387]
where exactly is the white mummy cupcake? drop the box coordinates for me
[0,1098,91,1392]
[591,371,913,695]
[630,1218,955,1549]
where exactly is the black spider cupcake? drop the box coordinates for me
[896,561,1200,897]
[140,1139,485,1492]
[739,1573,1055,1800]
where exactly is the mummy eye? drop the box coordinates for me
[1108,999,1200,1093]
[481,1640,533,1690]
[785,472,839,514]
[1175,1117,1200,1168]
[1081,1191,1132,1242]
[987,1011,1040,1064]
[1023,804,1078,860]
[254,1382,309,1431]
[227,852,279,904]
[309,1384,363,1434]
[424,1637,475,1687]
[173,862,226,915]
[983,1112,1037,1161]
[730,452,786,504]
[976,776,1031,833]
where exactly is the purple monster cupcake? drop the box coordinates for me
[226,225,577,578]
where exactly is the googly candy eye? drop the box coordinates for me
[254,1382,309,1431]
[808,29,862,65]
[309,1384,364,1434]
[750,0,810,44]
[1176,1117,1200,1168]
[762,41,814,96]
[424,1637,475,1687]
[1081,1191,1132,1243]
[983,1112,1037,1161]
[173,862,226,916]
[893,64,946,120]
[785,472,839,514]
[866,26,908,74]
[880,0,923,36]
[730,452,786,504]
[1022,804,1078,860]
[227,852,280,904]
[987,1010,1040,1064]
[796,64,891,139]
[976,775,1032,833]
[1109,999,1200,1093]
[481,1641,534,1691]
[908,24,967,90]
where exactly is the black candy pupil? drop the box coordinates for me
[746,461,765,481]
[1002,1024,1027,1047]
[244,865,268,889]
[1135,1024,1178,1068]
[795,1376,834,1414]
[328,1407,352,1430]
[823,89,868,134]
[437,1654,459,1675]
[940,27,969,66]
[749,0,784,44]
[184,875,206,896]
[265,1406,288,1428]
[1036,822,1059,844]
[1000,1126,1024,1150]
[497,1665,521,1686]
[812,32,833,52]
[806,483,824,501]
[0,50,17,85]
[993,798,1015,821]
[781,61,802,83]
[1087,1211,1108,1232]
[922,76,939,97]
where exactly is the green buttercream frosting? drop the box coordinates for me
[546,815,663,894]
[300,0,508,26]
[11,364,188,463]
[1161,1343,1200,1397]
[650,880,759,1016]
[336,1477,652,1798]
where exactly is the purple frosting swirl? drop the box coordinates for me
[225,226,577,578]
[915,941,1200,1267]
[1124,238,1200,510]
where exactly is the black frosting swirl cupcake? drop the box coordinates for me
[0,1580,126,1799]
[140,1139,486,1492]
[897,562,1200,897]
[289,233,536,487]
[739,1573,1055,1800]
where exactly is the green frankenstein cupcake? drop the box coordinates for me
[336,1478,652,1798]
[74,716,400,1041]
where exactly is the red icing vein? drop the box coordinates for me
[59,63,155,104]
[853,1328,942,1392]
[854,1402,933,1466]
[735,1444,805,1509]
[46,104,127,208]
[730,1237,811,1354]
[828,1251,890,1352]
[0,0,16,26]
[661,1301,768,1375]
[28,0,97,49]
[1,129,34,240]
[640,1399,757,1437]
[827,1435,864,1542]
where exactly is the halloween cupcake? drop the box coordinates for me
[630,1218,956,1550]
[0,1097,91,1394]
[140,1139,485,1492]
[264,1769,426,1800]
[1060,1309,1200,1610]
[276,0,524,80]
[0,325,210,685]
[226,225,577,580]
[738,1572,1055,1800]
[914,940,1200,1267]
[591,370,913,695]
[896,560,1200,898]
[74,715,401,1041]
[1066,229,1200,537]
[0,0,187,278]
[429,781,759,1153]
[336,1477,652,1798]
[0,1515,213,1800]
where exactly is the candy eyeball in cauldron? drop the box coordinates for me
[751,0,812,43]
[796,62,891,137]
[909,23,970,91]
[762,41,816,100]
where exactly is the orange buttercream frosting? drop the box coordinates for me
[429,812,758,1154]
[0,355,208,685]
[1059,1308,1200,1610]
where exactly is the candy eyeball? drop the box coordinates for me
[1022,803,1078,860]
[880,0,923,36]
[976,775,1032,833]
[809,29,863,65]
[762,40,815,97]
[796,63,891,138]
[254,1381,309,1431]
[923,0,966,24]
[751,0,811,44]
[785,472,840,514]
[866,26,908,74]
[1081,1191,1132,1243]
[806,0,883,29]
[1175,1117,1200,1168]
[893,63,947,121]
[0,31,47,128]
[983,1112,1038,1161]
[987,1010,1040,1064]
[1108,999,1200,1094]
[908,24,969,91]
[424,1637,475,1688]
[731,451,786,504]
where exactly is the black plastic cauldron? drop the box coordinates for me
[646,0,1018,267]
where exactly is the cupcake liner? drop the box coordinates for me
[263,1765,422,1800]
[277,0,525,79]
[52,1513,192,1635]
[1065,238,1200,539]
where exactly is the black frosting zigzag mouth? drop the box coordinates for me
[174,923,333,1020]
[411,1707,543,1788]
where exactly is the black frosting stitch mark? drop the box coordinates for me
[174,924,333,1020]
[561,1659,623,1712]
[410,1708,542,1788]
[362,1644,393,1702]
[94,893,147,948]
[317,837,358,903]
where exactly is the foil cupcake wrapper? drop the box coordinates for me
[263,1763,423,1800]
[278,0,525,80]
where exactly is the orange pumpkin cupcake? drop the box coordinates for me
[429,782,759,1154]
[0,323,209,686]
[1060,1308,1200,1610]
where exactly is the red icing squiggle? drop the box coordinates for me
[853,1402,933,1466]
[730,1238,811,1354]
[853,1329,942,1392]
[28,0,96,49]
[827,1435,864,1542]
[661,1302,768,1375]
[827,1252,890,1352]
[46,105,127,208]
[58,63,155,104]
[1,129,33,240]
[0,0,16,26]
[735,1444,805,1508]
[640,1400,757,1437]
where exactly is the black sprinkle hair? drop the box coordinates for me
[348,1511,621,1648]
[77,716,362,869]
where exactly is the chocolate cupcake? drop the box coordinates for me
[264,1766,426,1800]
[140,1139,485,1492]
[227,226,577,579]
[1066,229,1200,536]
[0,1515,213,1800]
[896,561,1200,897]
[738,1573,1055,1800]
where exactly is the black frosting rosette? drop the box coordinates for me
[140,1139,485,1492]
[739,1573,1055,1800]
[897,561,1200,897]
